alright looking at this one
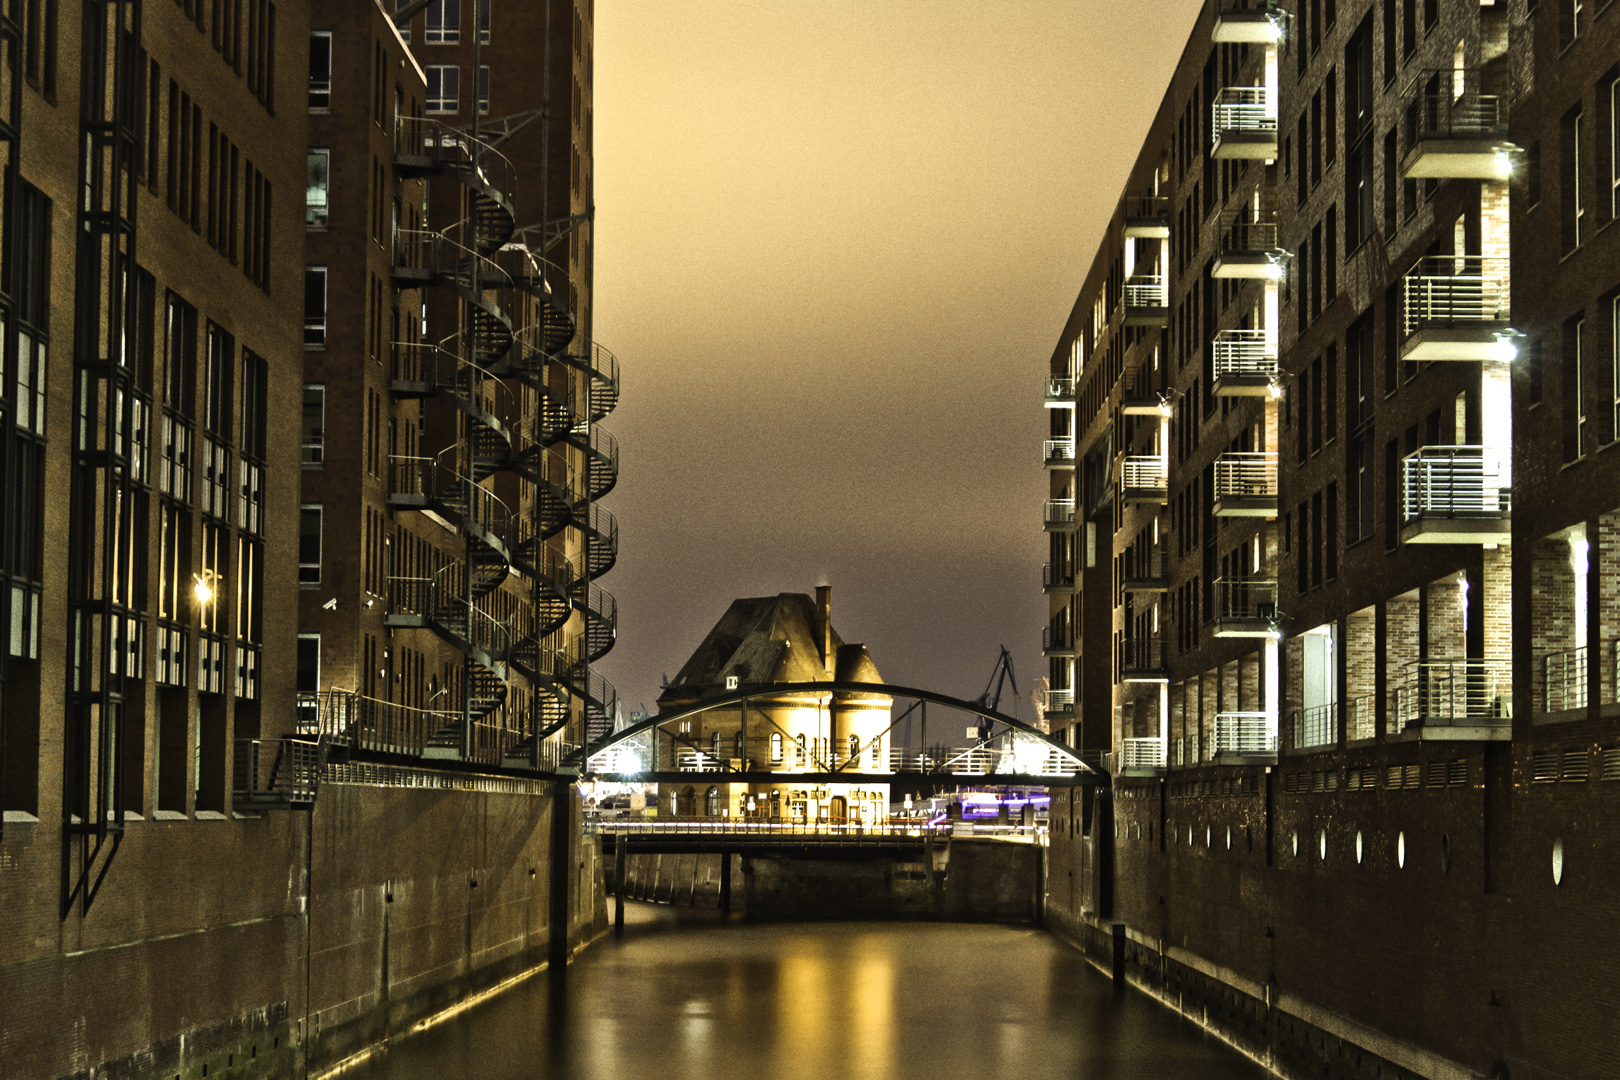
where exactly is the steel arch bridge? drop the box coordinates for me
[564,680,1107,787]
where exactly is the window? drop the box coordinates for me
[306,148,329,226]
[296,633,321,729]
[1560,0,1584,50]
[1610,77,1620,220]
[478,0,489,42]
[477,64,489,115]
[1566,316,1586,461]
[1613,297,1620,440]
[302,384,324,464]
[424,0,459,44]
[425,64,458,114]
[299,505,322,585]
[308,30,330,110]
[1527,139,1542,209]
[304,266,326,347]
[23,0,59,97]
[770,732,783,763]
[1565,106,1585,251]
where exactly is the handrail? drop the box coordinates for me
[1044,499,1077,527]
[1215,577,1278,621]
[1120,636,1165,673]
[1401,68,1507,143]
[395,115,518,210]
[1044,438,1076,463]
[1045,374,1076,400]
[1214,451,1278,498]
[1042,561,1074,590]
[1121,455,1167,490]
[1212,86,1276,135]
[1392,658,1511,729]
[1123,274,1166,308]
[1401,255,1510,333]
[1120,737,1167,770]
[1211,329,1277,378]
[1543,646,1588,713]
[1290,703,1339,748]
[1212,712,1276,754]
[1401,445,1510,520]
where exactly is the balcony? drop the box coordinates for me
[1120,637,1168,683]
[1120,455,1169,504]
[1044,437,1076,470]
[1213,212,1286,278]
[1042,561,1075,595]
[1212,452,1278,517]
[1044,499,1077,532]
[1214,578,1278,637]
[1213,0,1284,43]
[1122,545,1167,592]
[1401,70,1512,180]
[1123,274,1169,326]
[1045,374,1076,407]
[1122,194,1169,239]
[1119,737,1167,775]
[1213,712,1277,761]
[1043,623,1076,659]
[1399,256,1511,362]
[1392,659,1511,738]
[1120,364,1165,416]
[1290,703,1340,749]
[1211,87,1277,159]
[1400,446,1510,545]
[1211,329,1278,396]
[1044,687,1075,721]
[1542,646,1587,713]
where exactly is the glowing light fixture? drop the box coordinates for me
[1493,150,1513,179]
[192,572,220,606]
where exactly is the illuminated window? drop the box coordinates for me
[795,734,806,765]
[847,735,859,762]
[306,148,329,226]
[770,732,782,762]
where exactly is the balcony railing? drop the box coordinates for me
[1544,646,1588,713]
[1045,374,1076,403]
[1401,69,1510,179]
[1042,561,1075,594]
[1120,737,1167,771]
[1213,0,1284,42]
[1042,623,1075,656]
[1043,499,1077,530]
[1212,87,1277,157]
[1211,329,1278,390]
[1122,194,1169,238]
[1212,712,1276,756]
[1401,256,1510,346]
[1044,438,1076,466]
[1121,544,1166,589]
[1123,274,1168,320]
[1120,637,1167,680]
[1121,455,1169,500]
[1392,659,1511,731]
[1213,451,1278,514]
[1044,687,1075,714]
[1121,364,1164,414]
[1214,210,1284,277]
[1401,445,1510,522]
[1214,578,1278,634]
[1291,703,1339,749]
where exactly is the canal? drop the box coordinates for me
[344,902,1269,1080]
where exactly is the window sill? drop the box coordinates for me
[151,810,189,822]
[3,810,39,825]
[196,810,228,821]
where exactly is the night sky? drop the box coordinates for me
[592,1,1204,722]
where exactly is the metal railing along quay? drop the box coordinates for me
[1392,659,1511,730]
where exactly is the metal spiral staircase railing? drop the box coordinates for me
[557,340,621,423]
[578,502,619,580]
[563,424,619,502]
[563,634,619,747]
[395,117,518,253]
[577,581,618,663]
[499,246,576,355]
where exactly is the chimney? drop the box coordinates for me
[815,585,833,679]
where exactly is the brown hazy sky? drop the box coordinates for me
[592,1,1203,720]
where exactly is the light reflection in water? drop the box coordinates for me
[345,905,1270,1080]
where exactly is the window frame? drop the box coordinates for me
[425,63,459,115]
[308,30,331,111]
[306,147,329,227]
[298,504,323,585]
[304,265,327,347]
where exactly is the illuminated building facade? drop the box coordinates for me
[655,587,894,824]
[1043,0,1620,1074]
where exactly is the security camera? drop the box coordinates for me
[322,598,338,611]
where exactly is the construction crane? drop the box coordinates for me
[971,646,1020,743]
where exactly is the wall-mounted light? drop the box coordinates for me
[1493,150,1513,179]
[1491,328,1525,363]
[192,571,222,607]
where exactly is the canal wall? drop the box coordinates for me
[0,777,608,1080]
[611,838,1042,922]
[1044,776,1620,1080]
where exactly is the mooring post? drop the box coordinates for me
[1111,921,1127,992]
[550,776,574,980]
[719,852,732,914]
[613,831,626,935]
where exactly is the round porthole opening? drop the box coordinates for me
[1225,825,1232,850]
[1355,831,1364,864]
[1291,830,1299,857]
[1205,825,1212,848]
[1552,838,1565,886]
[1319,828,1328,861]
[1397,831,1406,868]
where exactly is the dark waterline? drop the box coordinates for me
[345,903,1271,1080]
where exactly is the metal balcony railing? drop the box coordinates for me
[1044,687,1075,713]
[1211,329,1277,380]
[1122,193,1169,221]
[1121,364,1163,410]
[1212,87,1276,136]
[1045,374,1076,401]
[1120,637,1166,676]
[1122,544,1166,585]
[233,737,322,807]
[1044,499,1077,529]
[1544,646,1588,712]
[1401,256,1510,336]
[1212,712,1276,755]
[1121,455,1168,492]
[1403,69,1507,144]
[1043,624,1075,653]
[1121,737,1167,770]
[1215,578,1278,622]
[1214,452,1278,500]
[1124,274,1167,309]
[1291,703,1339,748]
[1043,561,1075,591]
[1401,446,1510,521]
[1044,438,1076,464]
[1392,659,1511,730]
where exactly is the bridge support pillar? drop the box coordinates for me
[719,852,732,913]
[549,778,573,980]
[614,832,626,935]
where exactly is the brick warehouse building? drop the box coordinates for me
[0,3,609,1079]
[1043,1,1619,1077]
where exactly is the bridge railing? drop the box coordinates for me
[585,816,1048,842]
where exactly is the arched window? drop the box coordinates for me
[872,735,882,766]
[770,732,783,762]
[795,734,807,764]
[682,786,696,817]
[734,732,745,759]
[711,732,722,761]
[847,735,859,762]
[706,786,721,817]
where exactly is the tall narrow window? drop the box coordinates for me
[299,505,322,585]
[306,148,329,226]
[1610,77,1620,220]
[304,266,327,347]
[425,64,458,114]
[308,30,331,110]
[1612,297,1620,440]
[1565,105,1585,252]
[302,384,324,464]
[477,64,489,115]
[477,0,489,42]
